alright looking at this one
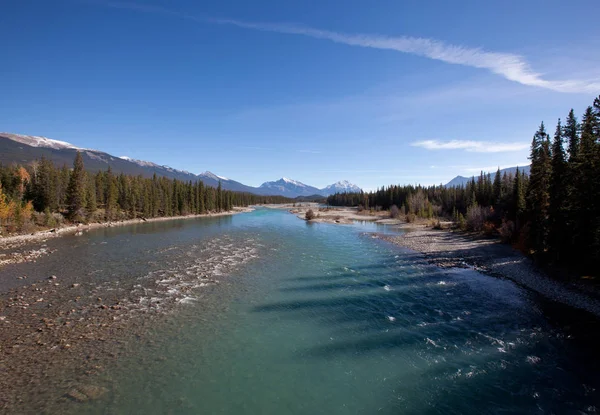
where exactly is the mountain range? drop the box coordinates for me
[0,133,361,198]
[444,166,531,188]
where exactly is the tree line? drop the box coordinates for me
[328,95,600,273]
[0,153,291,233]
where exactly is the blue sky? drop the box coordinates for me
[2,0,599,190]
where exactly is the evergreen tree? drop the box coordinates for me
[513,167,526,230]
[564,109,579,162]
[86,175,97,219]
[526,122,552,256]
[548,119,568,262]
[105,167,118,221]
[493,168,502,206]
[66,152,86,221]
[572,106,600,268]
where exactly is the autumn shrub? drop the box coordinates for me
[499,219,516,243]
[305,209,316,221]
[482,221,496,236]
[405,213,416,223]
[390,205,400,219]
[466,204,492,232]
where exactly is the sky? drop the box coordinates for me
[2,0,599,190]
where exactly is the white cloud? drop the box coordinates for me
[97,2,600,94]
[211,19,600,94]
[411,139,529,153]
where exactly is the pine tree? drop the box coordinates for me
[572,105,600,268]
[513,167,526,230]
[548,119,568,262]
[85,173,97,219]
[526,122,552,256]
[493,168,502,206]
[105,168,118,221]
[66,152,86,221]
[564,109,579,162]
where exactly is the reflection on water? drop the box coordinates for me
[6,208,600,414]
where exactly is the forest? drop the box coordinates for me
[328,95,600,274]
[0,153,290,234]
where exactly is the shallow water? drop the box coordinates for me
[5,208,600,413]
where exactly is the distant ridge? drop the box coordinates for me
[445,166,531,187]
[0,132,361,198]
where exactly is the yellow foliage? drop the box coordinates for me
[0,184,9,223]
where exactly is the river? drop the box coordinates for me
[2,207,599,414]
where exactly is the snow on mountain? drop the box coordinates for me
[0,132,85,150]
[444,166,531,187]
[1,131,363,199]
[259,178,321,197]
[119,156,161,168]
[199,171,230,182]
[259,178,363,197]
[321,180,362,195]
[281,177,307,187]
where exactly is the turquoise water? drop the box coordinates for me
[7,208,600,413]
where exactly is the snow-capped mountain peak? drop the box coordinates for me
[199,171,230,182]
[281,177,306,187]
[118,156,160,168]
[259,177,321,197]
[1,132,86,151]
[321,180,362,195]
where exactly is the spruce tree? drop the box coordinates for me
[66,152,86,221]
[493,168,502,206]
[105,168,118,221]
[513,167,526,230]
[564,109,579,162]
[548,119,568,262]
[572,106,600,268]
[85,174,97,219]
[526,123,552,256]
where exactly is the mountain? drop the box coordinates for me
[259,178,322,198]
[445,166,531,187]
[321,180,362,195]
[258,178,363,198]
[0,132,362,198]
[0,133,200,182]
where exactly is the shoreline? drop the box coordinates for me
[266,203,401,225]
[0,224,259,413]
[0,207,254,249]
[378,227,600,318]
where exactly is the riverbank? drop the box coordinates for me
[265,203,402,225]
[379,226,600,318]
[0,225,259,413]
[0,207,254,268]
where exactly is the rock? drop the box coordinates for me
[78,384,108,400]
[65,388,89,402]
[72,283,80,288]
[49,276,57,280]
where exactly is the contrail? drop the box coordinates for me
[91,1,599,93]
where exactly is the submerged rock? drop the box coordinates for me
[65,384,108,402]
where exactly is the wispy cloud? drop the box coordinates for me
[91,1,599,93]
[296,149,321,154]
[239,145,322,154]
[412,139,529,153]
[210,20,599,94]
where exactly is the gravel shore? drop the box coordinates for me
[0,207,254,269]
[380,227,600,318]
[0,209,256,413]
